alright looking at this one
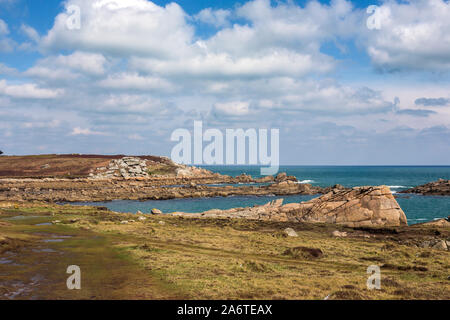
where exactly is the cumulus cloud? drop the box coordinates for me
[364,0,450,71]
[0,80,62,99]
[98,73,173,91]
[41,0,194,58]
[1,0,449,162]
[25,51,106,80]
[194,8,231,27]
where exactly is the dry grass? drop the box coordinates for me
[1,201,449,300]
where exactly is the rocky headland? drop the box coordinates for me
[400,179,450,196]
[0,156,346,202]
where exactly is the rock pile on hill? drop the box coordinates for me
[173,185,408,228]
[89,157,148,179]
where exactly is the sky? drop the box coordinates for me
[0,0,449,165]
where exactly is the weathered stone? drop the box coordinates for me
[283,228,298,237]
[172,186,407,228]
[432,240,448,250]
[151,208,162,214]
[275,172,287,182]
[332,230,347,237]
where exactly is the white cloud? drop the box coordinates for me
[132,49,334,79]
[98,73,173,91]
[25,51,106,80]
[195,8,231,27]
[214,101,250,116]
[70,127,106,135]
[364,0,450,71]
[0,19,9,35]
[0,63,17,75]
[0,19,15,52]
[20,24,40,42]
[0,80,62,99]
[2,0,449,162]
[41,0,194,58]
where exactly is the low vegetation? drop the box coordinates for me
[0,201,448,300]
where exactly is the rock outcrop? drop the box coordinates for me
[174,164,215,178]
[173,186,408,228]
[89,157,149,179]
[0,171,335,202]
[416,217,450,228]
[401,179,450,196]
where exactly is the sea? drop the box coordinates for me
[71,166,450,225]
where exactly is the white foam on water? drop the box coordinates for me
[298,179,315,184]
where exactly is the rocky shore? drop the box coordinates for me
[0,174,342,202]
[0,156,349,202]
[401,179,450,196]
[172,185,408,228]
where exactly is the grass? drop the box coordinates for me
[146,163,178,176]
[1,201,449,300]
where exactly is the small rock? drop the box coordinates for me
[120,220,129,224]
[52,220,61,224]
[283,227,298,237]
[136,210,143,215]
[332,230,347,237]
[138,216,147,221]
[158,221,165,225]
[432,240,448,250]
[151,208,163,214]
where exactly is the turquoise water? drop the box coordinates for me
[71,166,450,225]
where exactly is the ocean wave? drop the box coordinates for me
[387,185,408,189]
[298,179,315,184]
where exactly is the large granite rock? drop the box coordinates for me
[173,186,408,228]
[400,179,450,196]
[287,186,408,227]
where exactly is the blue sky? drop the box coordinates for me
[0,0,449,165]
